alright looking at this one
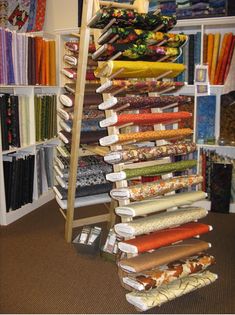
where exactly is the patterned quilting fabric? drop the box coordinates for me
[57,172,109,189]
[100,111,192,127]
[88,8,176,32]
[110,174,203,201]
[107,160,197,181]
[96,79,184,94]
[123,253,215,291]
[65,41,96,53]
[93,43,181,62]
[118,222,211,254]
[95,60,186,79]
[98,28,188,47]
[104,142,197,164]
[114,207,207,237]
[99,95,191,110]
[100,128,193,146]
[118,239,210,273]
[126,271,217,311]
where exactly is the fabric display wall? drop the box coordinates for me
[0,28,56,85]
[0,0,47,32]
[89,2,217,311]
[199,147,234,212]
[54,34,114,205]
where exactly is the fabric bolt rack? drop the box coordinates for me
[90,0,217,311]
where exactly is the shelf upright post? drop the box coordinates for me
[65,0,94,242]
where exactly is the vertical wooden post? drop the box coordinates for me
[65,0,94,242]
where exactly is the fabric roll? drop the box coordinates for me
[65,41,96,53]
[115,207,207,237]
[95,60,185,79]
[100,111,192,128]
[53,183,112,200]
[80,130,108,144]
[123,253,215,291]
[96,79,184,94]
[104,142,197,164]
[110,175,203,201]
[107,159,197,182]
[100,128,193,146]
[82,119,106,132]
[56,172,109,189]
[119,239,211,273]
[88,8,176,32]
[84,93,103,106]
[118,222,212,254]
[126,271,218,311]
[64,54,77,66]
[98,28,188,48]
[99,95,191,110]
[93,43,181,62]
[115,191,207,217]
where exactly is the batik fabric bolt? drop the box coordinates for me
[124,253,215,291]
[126,271,217,311]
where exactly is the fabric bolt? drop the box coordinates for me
[96,79,185,94]
[108,160,197,181]
[0,0,8,28]
[210,163,233,213]
[62,68,96,81]
[99,95,191,110]
[119,238,210,273]
[118,222,211,254]
[115,191,206,217]
[104,142,197,164]
[80,130,108,145]
[100,111,192,127]
[98,28,188,48]
[54,183,112,200]
[57,172,109,189]
[115,207,207,237]
[64,54,77,66]
[5,30,15,84]
[126,271,217,311]
[59,94,74,107]
[110,174,203,201]
[95,60,185,79]
[93,43,181,62]
[65,41,96,53]
[100,128,193,146]
[83,108,105,120]
[27,0,37,32]
[88,8,176,32]
[123,253,215,291]
[32,0,46,32]
[82,119,106,132]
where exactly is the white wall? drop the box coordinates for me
[44,0,78,32]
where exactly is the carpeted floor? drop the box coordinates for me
[0,199,235,314]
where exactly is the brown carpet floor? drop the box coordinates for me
[0,199,235,314]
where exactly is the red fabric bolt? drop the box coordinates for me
[121,222,211,253]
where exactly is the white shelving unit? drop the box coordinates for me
[0,57,60,225]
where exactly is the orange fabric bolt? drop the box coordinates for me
[113,112,191,126]
[120,222,211,253]
[49,40,56,86]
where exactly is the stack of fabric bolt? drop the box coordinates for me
[89,4,217,311]
[54,35,113,202]
[176,0,226,19]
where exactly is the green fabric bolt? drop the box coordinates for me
[124,160,197,179]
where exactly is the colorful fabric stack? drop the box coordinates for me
[89,4,217,311]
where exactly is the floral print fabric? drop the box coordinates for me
[124,254,215,291]
[126,271,217,311]
[98,28,188,48]
[93,43,181,62]
[104,142,197,164]
[88,8,176,32]
[110,175,203,201]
